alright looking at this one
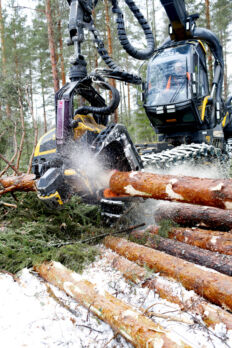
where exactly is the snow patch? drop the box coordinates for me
[224,201,232,209]
[211,183,224,191]
[1,250,232,348]
[129,171,138,179]
[194,264,219,274]
[124,184,152,197]
[166,183,184,201]
[63,281,81,296]
[211,236,219,245]
[149,337,164,348]
[122,309,139,319]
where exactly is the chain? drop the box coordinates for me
[139,143,230,177]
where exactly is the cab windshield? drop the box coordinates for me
[146,45,191,106]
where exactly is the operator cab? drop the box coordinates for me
[144,41,210,134]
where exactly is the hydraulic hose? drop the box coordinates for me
[193,27,224,103]
[73,80,120,116]
[111,0,155,60]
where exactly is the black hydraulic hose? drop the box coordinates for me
[90,17,141,84]
[226,96,232,108]
[111,0,155,60]
[73,80,120,116]
[193,28,224,102]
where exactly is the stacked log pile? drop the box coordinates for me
[3,171,232,346]
[103,170,232,343]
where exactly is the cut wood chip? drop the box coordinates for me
[104,236,232,311]
[154,201,232,231]
[109,171,232,209]
[34,261,191,348]
[104,250,232,330]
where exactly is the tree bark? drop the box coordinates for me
[108,171,232,210]
[154,201,232,231]
[0,0,11,119]
[45,0,60,92]
[26,75,38,174]
[0,122,18,177]
[57,4,66,86]
[0,152,21,176]
[15,89,25,171]
[34,261,190,348]
[104,236,232,311]
[0,174,36,195]
[105,251,232,330]
[39,56,48,134]
[131,229,232,276]
[146,225,232,256]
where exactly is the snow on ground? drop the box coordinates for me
[0,248,232,348]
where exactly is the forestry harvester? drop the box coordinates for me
[32,0,232,220]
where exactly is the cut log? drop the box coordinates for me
[108,171,232,209]
[130,229,232,276]
[105,251,232,330]
[104,236,232,311]
[34,261,191,348]
[154,201,232,231]
[0,174,36,195]
[142,225,232,256]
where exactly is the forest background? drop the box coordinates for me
[0,0,231,177]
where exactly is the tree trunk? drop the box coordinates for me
[104,0,118,123]
[104,236,232,311]
[26,72,38,174]
[39,56,48,134]
[0,122,18,177]
[151,0,157,46]
[57,4,66,86]
[0,174,36,195]
[108,171,232,210]
[45,0,60,92]
[105,251,232,330]
[146,225,232,256]
[131,229,232,276]
[15,90,25,171]
[0,0,11,119]
[34,261,189,348]
[154,201,232,231]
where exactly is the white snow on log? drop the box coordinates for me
[129,171,138,179]
[166,183,184,200]
[210,183,224,191]
[124,184,152,196]
[211,236,219,245]
[224,201,232,210]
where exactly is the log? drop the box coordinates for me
[130,229,232,276]
[105,251,232,330]
[154,201,232,231]
[104,236,232,311]
[155,226,232,255]
[0,174,36,195]
[108,171,232,209]
[34,261,190,348]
